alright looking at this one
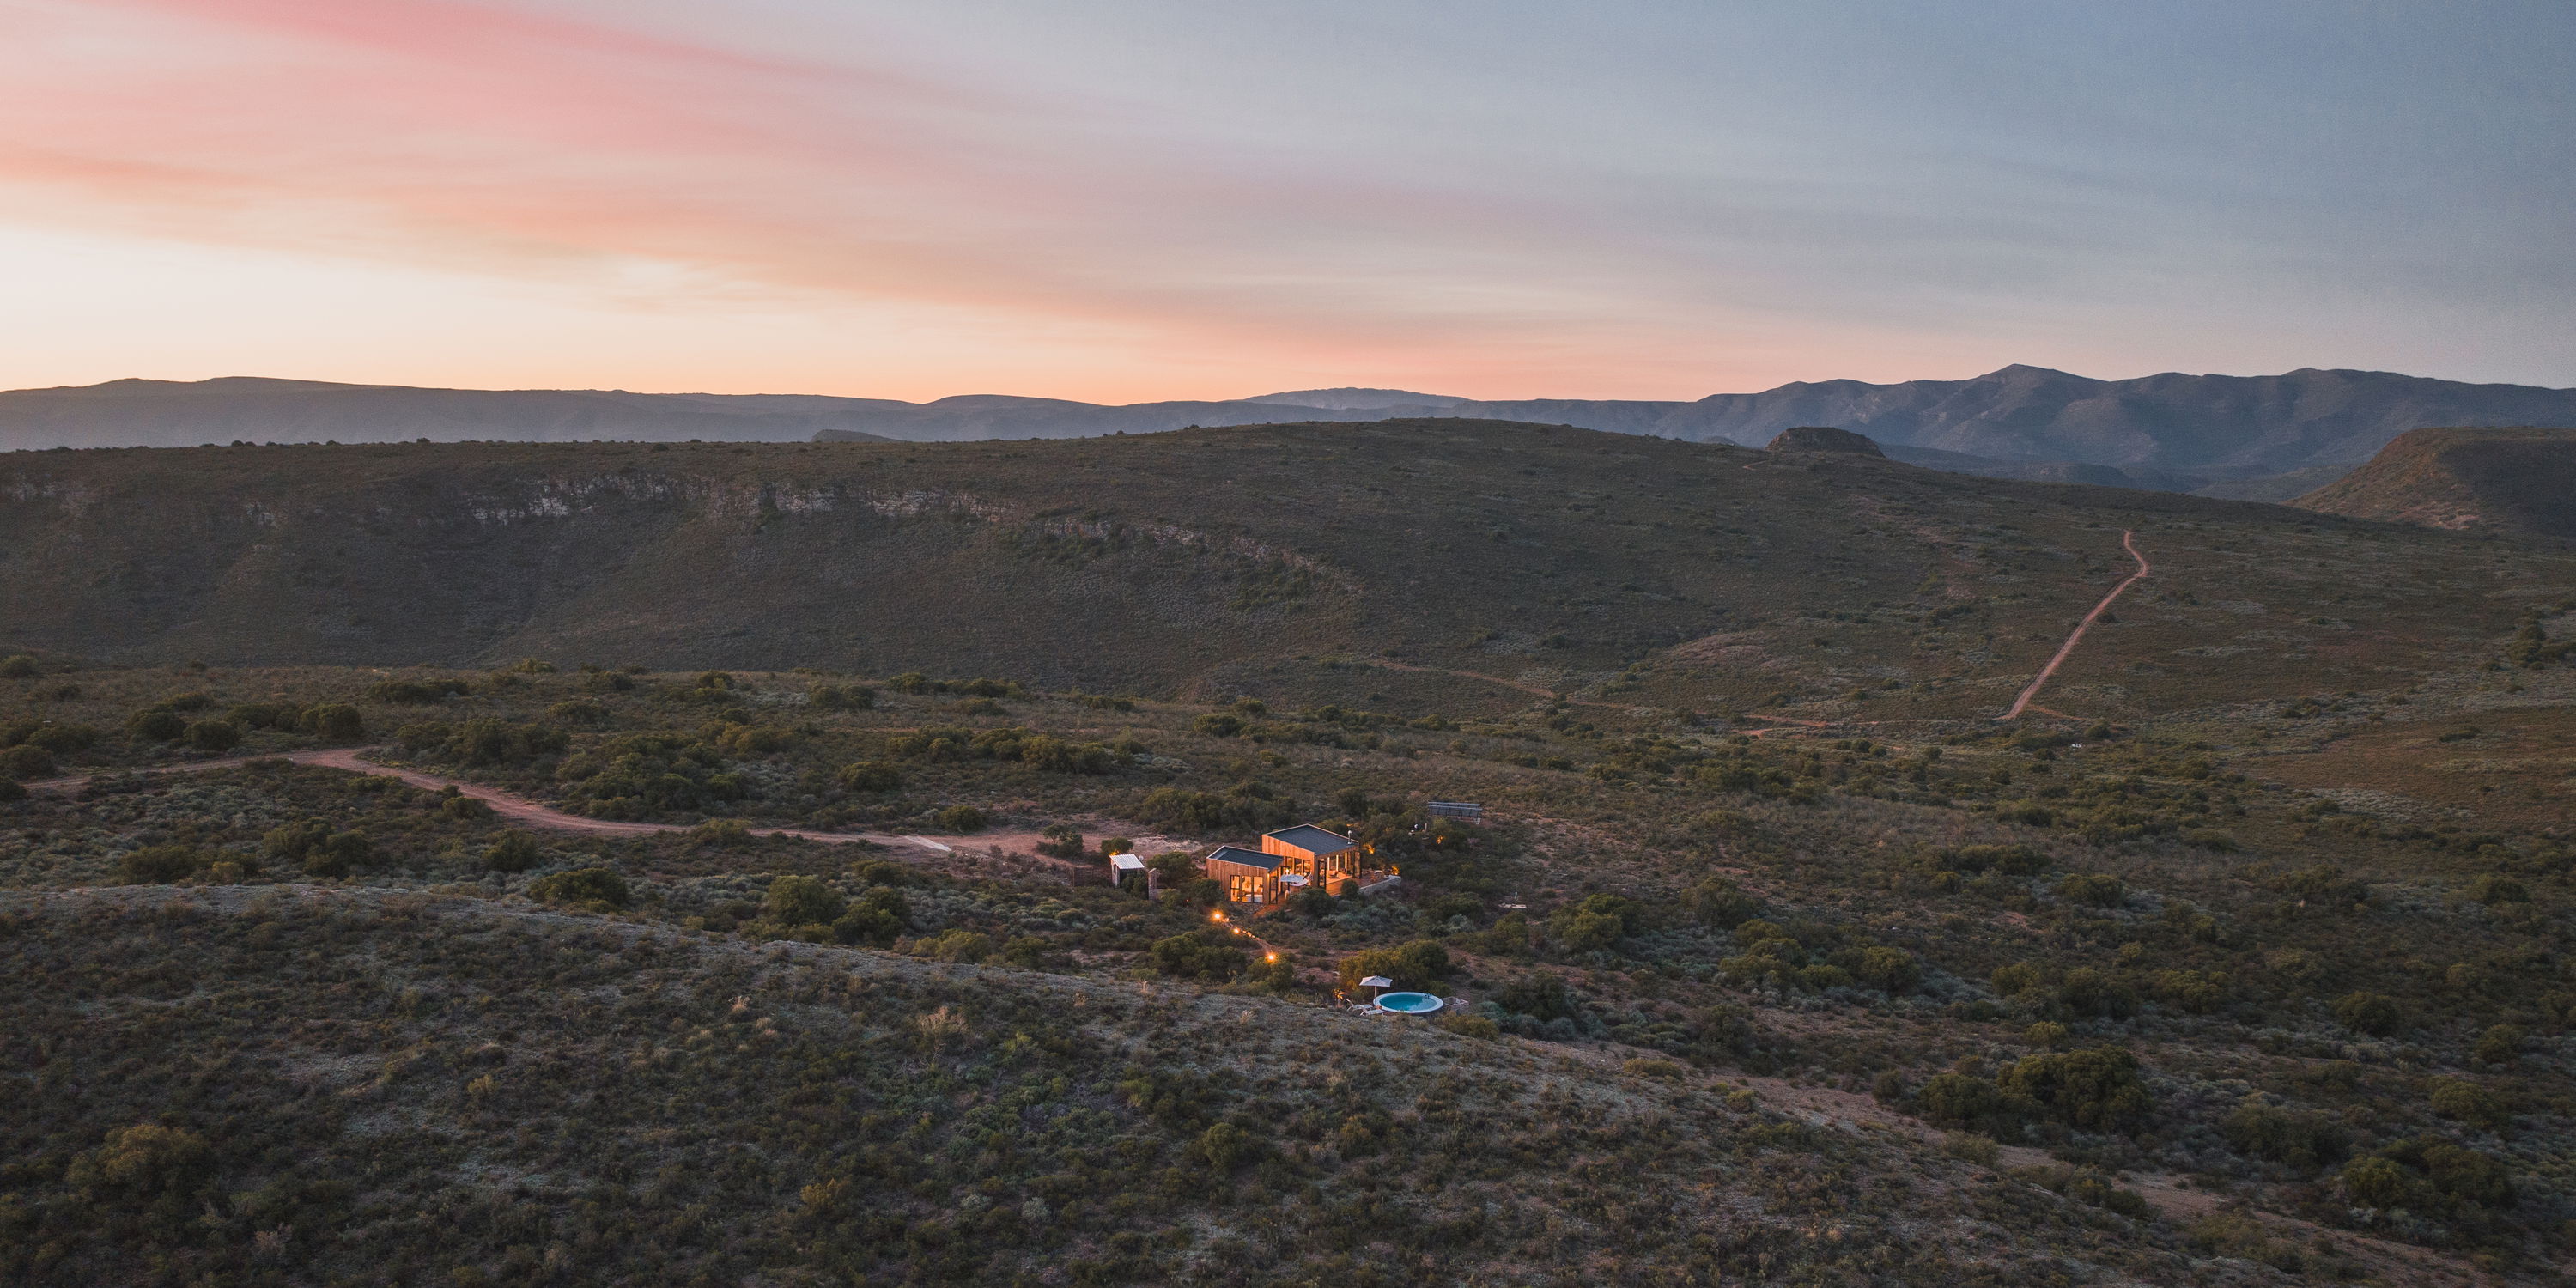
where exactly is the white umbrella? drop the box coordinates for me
[1358,975,1394,996]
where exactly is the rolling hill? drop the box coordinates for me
[2291,426,2576,540]
[5,419,2566,722]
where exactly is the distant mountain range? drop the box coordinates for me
[9,367,2573,497]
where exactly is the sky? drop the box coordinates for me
[2,0,2571,402]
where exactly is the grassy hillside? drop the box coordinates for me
[9,418,2576,1284]
[2293,427,2576,541]
[6,421,2568,726]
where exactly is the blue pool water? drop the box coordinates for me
[1375,992,1444,1014]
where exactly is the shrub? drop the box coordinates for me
[920,929,996,963]
[0,653,38,678]
[301,830,371,878]
[2427,1077,2508,1129]
[548,698,606,723]
[0,778,22,803]
[2150,969,2227,1014]
[1151,928,1248,981]
[2332,991,2403,1036]
[764,875,848,927]
[483,831,543,873]
[182,719,243,753]
[2221,1097,2348,1170]
[1197,1121,1259,1171]
[1946,844,2050,876]
[1193,713,1244,738]
[836,760,905,793]
[1915,1073,2021,1136]
[1435,1013,1500,1039]
[1679,878,1761,928]
[1493,970,1578,1022]
[530,867,633,909]
[808,682,875,710]
[1340,939,1453,993]
[0,744,52,780]
[2473,1024,2525,1066]
[1850,945,1922,993]
[113,844,209,884]
[2053,872,2125,908]
[366,677,469,704]
[67,1124,210,1196]
[689,819,753,848]
[300,703,365,740]
[2056,967,2139,1020]
[2468,875,2530,906]
[934,805,988,833]
[1036,824,1086,860]
[126,709,186,741]
[1997,1047,2151,1133]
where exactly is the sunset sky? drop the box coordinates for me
[3,0,2570,401]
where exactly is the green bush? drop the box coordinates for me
[808,682,875,710]
[0,653,39,678]
[1997,1047,2151,1133]
[306,704,366,739]
[2053,872,2125,908]
[1340,939,1452,993]
[1914,1073,2023,1136]
[2473,1024,2525,1066]
[66,1123,210,1196]
[934,805,988,833]
[0,777,23,803]
[1679,878,1761,928]
[366,677,469,704]
[126,708,186,741]
[483,831,544,873]
[2332,991,2403,1036]
[2056,967,2139,1020]
[764,875,848,927]
[836,760,904,793]
[113,844,209,884]
[2427,1077,2508,1129]
[0,744,52,780]
[530,867,633,909]
[2220,1096,2348,1170]
[1436,1013,1500,1039]
[182,719,243,753]
[1151,928,1248,981]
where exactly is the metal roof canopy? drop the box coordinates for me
[1109,854,1145,871]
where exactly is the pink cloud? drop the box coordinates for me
[0,0,1912,398]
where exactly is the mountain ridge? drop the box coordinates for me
[9,367,2574,490]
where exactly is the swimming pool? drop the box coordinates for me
[1375,992,1444,1014]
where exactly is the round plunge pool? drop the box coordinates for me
[1375,992,1444,1014]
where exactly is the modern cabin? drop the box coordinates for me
[1203,845,1283,905]
[1261,824,1371,893]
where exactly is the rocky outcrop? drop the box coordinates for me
[1764,426,1885,457]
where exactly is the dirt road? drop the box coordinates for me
[1358,658,1660,714]
[2004,529,2150,720]
[23,749,1186,860]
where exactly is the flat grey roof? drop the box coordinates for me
[1264,824,1357,854]
[1205,845,1281,872]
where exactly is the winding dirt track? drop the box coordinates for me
[22,750,1173,859]
[2004,530,2150,720]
